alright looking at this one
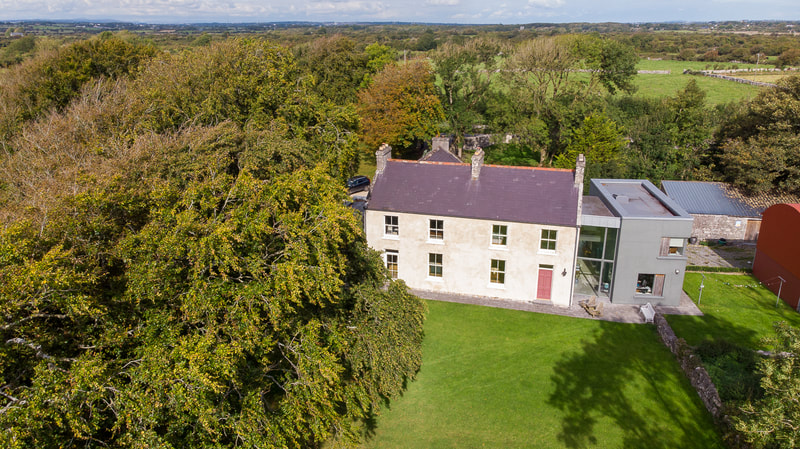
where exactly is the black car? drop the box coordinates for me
[347,175,370,194]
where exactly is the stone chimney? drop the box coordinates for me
[375,143,392,177]
[432,136,450,153]
[574,153,586,189]
[471,148,485,180]
[575,153,586,226]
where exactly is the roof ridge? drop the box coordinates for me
[388,159,574,172]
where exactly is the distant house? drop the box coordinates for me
[753,204,800,311]
[419,136,461,163]
[579,180,693,306]
[364,144,583,307]
[661,181,800,242]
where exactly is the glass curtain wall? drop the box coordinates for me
[575,226,618,297]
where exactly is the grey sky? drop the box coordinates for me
[1,0,798,24]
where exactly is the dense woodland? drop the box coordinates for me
[1,22,800,448]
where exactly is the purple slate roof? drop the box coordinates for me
[368,160,579,227]
[420,148,462,163]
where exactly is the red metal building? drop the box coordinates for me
[753,203,800,310]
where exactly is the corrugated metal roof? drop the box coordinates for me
[368,160,579,227]
[660,181,761,217]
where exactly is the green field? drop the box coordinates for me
[634,59,764,105]
[668,273,800,349]
[361,300,724,449]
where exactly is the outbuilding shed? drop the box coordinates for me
[661,181,769,242]
[753,203,800,311]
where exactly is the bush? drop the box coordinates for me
[695,339,763,402]
[686,266,752,273]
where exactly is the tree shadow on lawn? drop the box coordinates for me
[546,320,736,449]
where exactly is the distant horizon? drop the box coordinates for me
[1,0,798,26]
[2,18,800,27]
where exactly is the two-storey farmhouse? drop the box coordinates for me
[364,144,584,307]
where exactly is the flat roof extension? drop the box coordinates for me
[591,179,692,220]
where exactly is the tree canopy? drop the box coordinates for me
[734,322,800,449]
[0,36,426,448]
[716,75,800,194]
[357,59,445,158]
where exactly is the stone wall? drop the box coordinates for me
[653,313,724,419]
[691,214,756,241]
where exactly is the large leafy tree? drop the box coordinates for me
[573,36,639,95]
[0,36,426,448]
[0,33,157,141]
[735,322,800,448]
[432,38,502,156]
[716,75,800,194]
[357,60,445,158]
[294,35,369,105]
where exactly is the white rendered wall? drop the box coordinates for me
[365,209,577,307]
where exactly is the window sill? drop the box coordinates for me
[487,283,506,290]
[538,250,557,256]
[427,239,445,245]
[426,276,444,282]
[656,255,687,260]
[383,234,399,240]
[489,245,509,251]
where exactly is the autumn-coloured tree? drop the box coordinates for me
[357,60,445,158]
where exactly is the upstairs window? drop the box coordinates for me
[429,219,444,240]
[384,215,398,236]
[540,229,557,251]
[492,225,508,246]
[660,238,685,257]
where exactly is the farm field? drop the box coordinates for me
[633,59,765,105]
[361,300,724,449]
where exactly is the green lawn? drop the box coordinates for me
[361,300,724,449]
[357,154,377,179]
[668,273,800,350]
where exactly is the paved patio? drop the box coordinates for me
[686,242,756,269]
[411,287,702,325]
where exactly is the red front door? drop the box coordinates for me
[537,267,553,300]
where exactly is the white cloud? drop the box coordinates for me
[426,0,460,5]
[527,0,565,8]
[305,0,387,15]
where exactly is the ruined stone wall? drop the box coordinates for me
[654,314,724,419]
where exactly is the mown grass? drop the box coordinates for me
[361,300,724,449]
[668,273,800,350]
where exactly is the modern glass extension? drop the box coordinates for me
[575,226,618,297]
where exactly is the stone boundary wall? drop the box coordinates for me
[700,73,775,87]
[653,313,725,419]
